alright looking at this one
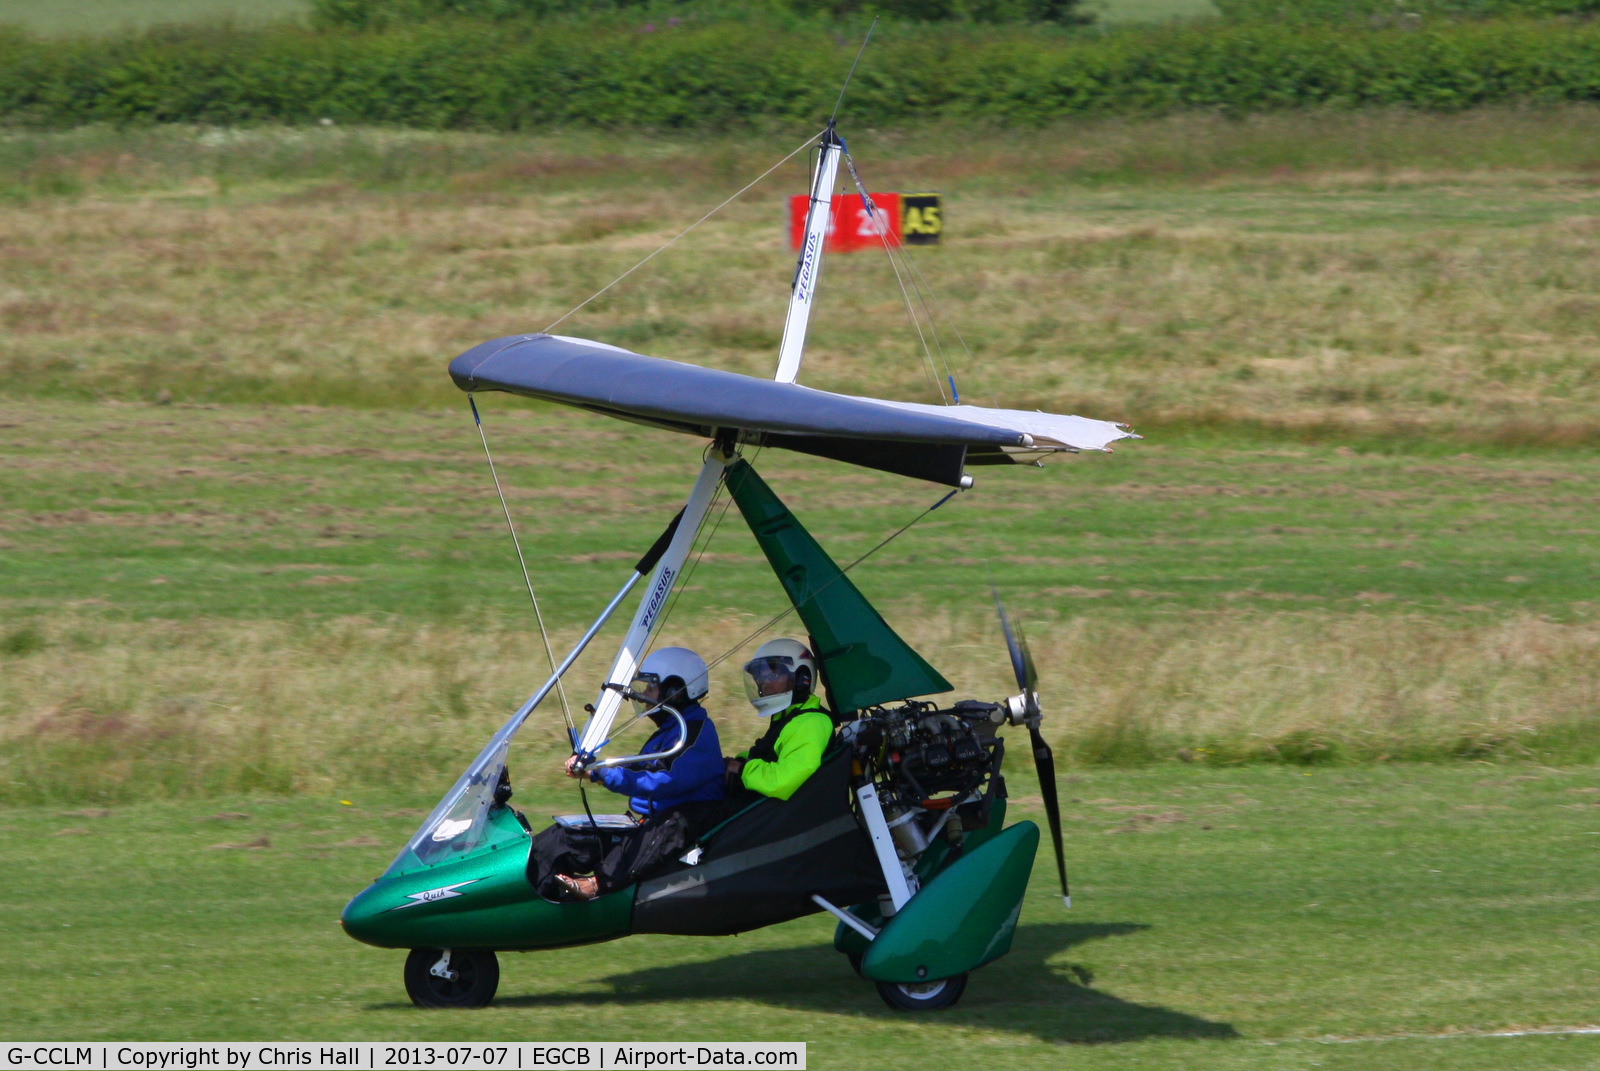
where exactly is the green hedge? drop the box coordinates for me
[308,0,1092,30]
[5,19,1600,129]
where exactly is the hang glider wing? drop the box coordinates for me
[864,401,1132,461]
[450,333,1136,486]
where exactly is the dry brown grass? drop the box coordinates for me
[6,115,1600,440]
[6,608,1599,803]
[8,115,1600,799]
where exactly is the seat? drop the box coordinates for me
[629,748,886,935]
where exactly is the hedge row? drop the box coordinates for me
[308,0,1093,30]
[6,19,1600,129]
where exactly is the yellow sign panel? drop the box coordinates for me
[900,194,942,245]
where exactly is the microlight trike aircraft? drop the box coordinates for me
[340,120,1138,1011]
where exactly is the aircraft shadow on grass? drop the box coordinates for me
[492,921,1238,1045]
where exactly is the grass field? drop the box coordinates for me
[11,111,1600,441]
[4,109,1600,1061]
[7,400,1600,802]
[0,0,308,34]
[8,765,1600,1067]
[10,110,1600,794]
[1093,0,1218,20]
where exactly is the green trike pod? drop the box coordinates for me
[340,807,634,952]
[837,820,1040,984]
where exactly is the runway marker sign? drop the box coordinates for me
[787,193,942,252]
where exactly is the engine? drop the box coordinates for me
[841,698,1007,868]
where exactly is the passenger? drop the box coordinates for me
[725,638,833,801]
[527,646,724,902]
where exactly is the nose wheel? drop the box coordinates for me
[404,948,500,1008]
[875,972,968,1011]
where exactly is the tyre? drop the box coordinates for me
[403,948,499,1009]
[874,972,967,1011]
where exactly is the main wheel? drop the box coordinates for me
[874,972,967,1011]
[403,948,499,1009]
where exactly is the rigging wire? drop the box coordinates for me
[847,153,963,401]
[543,131,824,335]
[640,443,763,663]
[893,232,986,406]
[468,395,575,742]
[896,243,961,401]
[704,484,961,676]
[903,255,987,406]
[831,19,878,124]
[845,148,997,408]
[644,477,729,654]
[844,152,950,405]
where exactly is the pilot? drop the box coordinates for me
[725,638,834,800]
[528,646,724,902]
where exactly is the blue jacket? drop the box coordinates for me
[592,703,724,817]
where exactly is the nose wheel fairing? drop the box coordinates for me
[858,820,1038,984]
[830,796,1039,987]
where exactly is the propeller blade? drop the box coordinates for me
[1015,616,1038,693]
[991,583,1031,695]
[1029,722,1070,908]
[993,580,1061,901]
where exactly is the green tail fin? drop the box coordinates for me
[725,459,951,714]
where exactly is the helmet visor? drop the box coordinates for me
[629,672,662,714]
[742,656,795,704]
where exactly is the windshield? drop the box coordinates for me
[386,738,510,875]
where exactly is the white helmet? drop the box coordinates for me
[631,646,709,713]
[742,638,816,718]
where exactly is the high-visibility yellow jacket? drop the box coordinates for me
[739,695,833,801]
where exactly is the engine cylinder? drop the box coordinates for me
[885,807,929,858]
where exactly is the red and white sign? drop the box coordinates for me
[787,193,942,252]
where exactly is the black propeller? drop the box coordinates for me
[993,588,1070,908]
